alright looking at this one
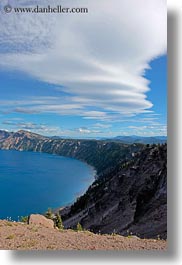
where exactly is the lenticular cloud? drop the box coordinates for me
[0,0,167,120]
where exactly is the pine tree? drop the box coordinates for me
[55,213,64,230]
[45,208,53,220]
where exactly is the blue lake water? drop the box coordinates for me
[0,150,95,220]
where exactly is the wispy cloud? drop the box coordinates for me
[74,126,103,135]
[2,118,106,137]
[0,0,166,122]
[2,118,70,135]
[92,123,112,129]
[128,124,167,136]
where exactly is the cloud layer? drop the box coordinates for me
[0,0,166,123]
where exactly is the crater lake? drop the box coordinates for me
[0,149,95,220]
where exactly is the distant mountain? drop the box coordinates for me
[105,135,167,144]
[49,136,64,140]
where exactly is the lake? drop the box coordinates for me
[0,149,95,220]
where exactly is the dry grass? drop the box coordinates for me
[0,220,167,250]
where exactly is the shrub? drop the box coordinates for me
[76,222,83,231]
[45,208,53,220]
[20,216,28,223]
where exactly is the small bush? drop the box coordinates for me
[20,216,28,223]
[76,222,83,231]
[45,208,53,220]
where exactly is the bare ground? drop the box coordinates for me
[0,220,167,250]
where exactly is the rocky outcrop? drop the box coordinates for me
[28,214,54,229]
[60,144,167,239]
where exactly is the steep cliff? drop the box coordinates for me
[60,144,167,239]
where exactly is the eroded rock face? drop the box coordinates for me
[28,214,54,229]
[61,144,167,239]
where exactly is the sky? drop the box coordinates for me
[0,0,167,138]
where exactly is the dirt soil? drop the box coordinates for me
[0,220,167,250]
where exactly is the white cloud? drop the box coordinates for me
[0,0,166,121]
[75,127,101,134]
[92,123,112,129]
[1,118,105,137]
[1,119,62,135]
[128,124,167,136]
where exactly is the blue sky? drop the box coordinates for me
[0,0,167,138]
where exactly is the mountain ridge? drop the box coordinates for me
[103,135,167,144]
[0,129,143,176]
[0,130,167,144]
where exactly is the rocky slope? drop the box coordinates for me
[0,130,13,140]
[0,220,167,250]
[61,144,167,239]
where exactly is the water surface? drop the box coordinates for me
[0,150,95,220]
